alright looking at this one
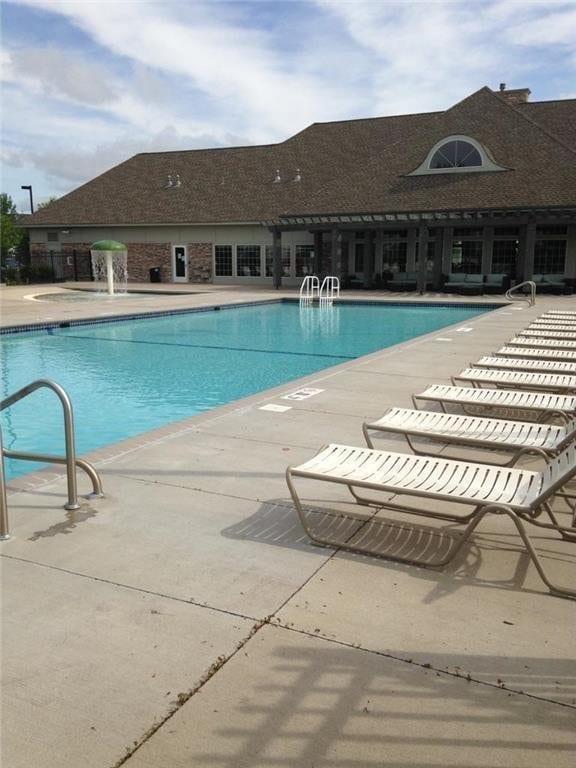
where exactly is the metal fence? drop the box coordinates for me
[4,251,94,283]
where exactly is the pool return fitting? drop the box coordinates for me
[0,379,104,540]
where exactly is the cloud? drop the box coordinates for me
[9,46,117,105]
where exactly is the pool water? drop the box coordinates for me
[1,301,492,479]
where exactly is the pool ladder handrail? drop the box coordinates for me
[0,378,104,540]
[299,275,320,305]
[506,280,536,307]
[319,276,340,305]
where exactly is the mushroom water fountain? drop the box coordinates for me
[90,240,128,295]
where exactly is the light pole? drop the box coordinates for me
[21,185,34,213]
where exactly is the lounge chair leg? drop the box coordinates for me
[362,422,374,449]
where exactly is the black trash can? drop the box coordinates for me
[149,266,161,283]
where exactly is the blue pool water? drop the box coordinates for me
[1,301,492,478]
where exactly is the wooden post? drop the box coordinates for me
[271,227,282,289]
[523,220,536,282]
[482,225,494,277]
[417,224,429,294]
[364,229,376,289]
[313,231,323,276]
[331,228,342,278]
[432,230,444,290]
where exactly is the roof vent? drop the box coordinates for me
[273,169,281,183]
[293,168,301,183]
[174,174,181,188]
[165,174,173,188]
[499,82,506,91]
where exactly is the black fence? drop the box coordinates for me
[1,251,93,284]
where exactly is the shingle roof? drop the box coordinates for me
[26,87,576,228]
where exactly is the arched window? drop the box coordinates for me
[429,140,482,169]
[408,135,506,176]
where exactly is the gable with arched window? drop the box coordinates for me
[409,135,506,175]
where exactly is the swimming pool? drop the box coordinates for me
[1,300,494,479]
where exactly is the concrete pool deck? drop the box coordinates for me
[1,283,575,767]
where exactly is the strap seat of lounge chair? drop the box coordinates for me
[476,356,576,374]
[547,310,576,315]
[454,367,576,393]
[528,324,576,332]
[498,346,576,361]
[520,329,576,339]
[363,406,575,455]
[510,337,576,349]
[412,383,576,417]
[286,442,576,597]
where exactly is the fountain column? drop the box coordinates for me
[90,240,128,295]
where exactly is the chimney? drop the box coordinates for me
[496,85,531,105]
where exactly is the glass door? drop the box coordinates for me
[172,245,188,282]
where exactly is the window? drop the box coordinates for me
[536,225,567,237]
[382,241,407,272]
[534,240,566,275]
[451,240,482,273]
[265,246,291,277]
[409,135,505,176]
[295,245,314,276]
[382,229,408,240]
[237,245,261,277]
[494,226,519,237]
[47,231,59,242]
[453,227,482,238]
[491,239,518,274]
[430,140,482,169]
[214,245,232,276]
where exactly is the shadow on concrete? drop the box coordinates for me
[187,641,576,768]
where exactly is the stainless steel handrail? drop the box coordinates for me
[506,280,536,307]
[0,379,104,540]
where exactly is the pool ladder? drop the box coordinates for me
[0,379,104,540]
[299,275,340,306]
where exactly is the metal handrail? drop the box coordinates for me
[299,275,320,305]
[0,379,103,540]
[319,276,340,304]
[506,280,536,307]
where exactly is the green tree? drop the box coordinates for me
[37,196,58,210]
[1,193,22,258]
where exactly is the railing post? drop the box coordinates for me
[0,427,10,540]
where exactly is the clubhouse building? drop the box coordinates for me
[25,85,576,291]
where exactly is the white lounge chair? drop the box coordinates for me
[528,324,576,332]
[510,337,576,350]
[453,367,576,394]
[475,356,576,375]
[363,407,576,463]
[546,310,576,315]
[532,317,576,325]
[498,346,576,362]
[412,384,576,421]
[519,329,576,340]
[286,442,576,597]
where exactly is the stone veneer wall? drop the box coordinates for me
[188,242,212,283]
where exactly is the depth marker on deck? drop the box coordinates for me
[282,387,325,401]
[259,404,292,413]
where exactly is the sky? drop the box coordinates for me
[1,0,575,211]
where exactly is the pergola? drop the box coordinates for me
[263,205,576,291]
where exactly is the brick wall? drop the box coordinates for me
[124,243,171,282]
[188,242,212,283]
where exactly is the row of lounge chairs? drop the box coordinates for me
[286,308,576,598]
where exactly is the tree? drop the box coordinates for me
[0,193,22,259]
[37,196,58,210]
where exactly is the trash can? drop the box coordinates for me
[149,267,161,283]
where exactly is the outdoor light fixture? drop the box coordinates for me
[21,185,34,213]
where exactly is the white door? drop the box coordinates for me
[172,245,188,282]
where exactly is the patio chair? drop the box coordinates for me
[509,337,576,350]
[286,442,576,598]
[363,406,576,463]
[497,346,576,362]
[453,367,576,394]
[519,329,576,340]
[412,384,576,422]
[528,324,576,333]
[474,356,576,375]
